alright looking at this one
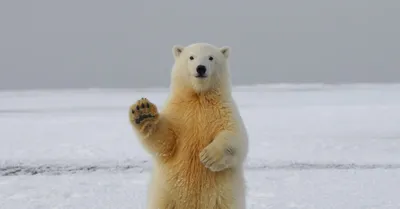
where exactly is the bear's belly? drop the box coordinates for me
[159,99,236,207]
[164,160,235,208]
[163,134,235,208]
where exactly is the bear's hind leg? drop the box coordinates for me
[146,174,175,209]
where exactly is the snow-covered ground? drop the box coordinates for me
[1,83,400,209]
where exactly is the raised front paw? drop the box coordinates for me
[200,143,234,172]
[129,98,159,131]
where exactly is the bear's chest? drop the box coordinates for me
[172,100,231,148]
[161,97,235,204]
[164,99,232,165]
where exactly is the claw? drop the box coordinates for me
[225,146,235,155]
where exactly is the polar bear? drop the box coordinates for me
[129,43,249,209]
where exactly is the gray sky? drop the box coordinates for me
[0,0,399,90]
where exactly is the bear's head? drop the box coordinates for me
[170,43,231,94]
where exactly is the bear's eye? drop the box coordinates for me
[189,56,194,60]
[208,56,214,61]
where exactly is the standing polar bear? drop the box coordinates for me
[129,43,249,209]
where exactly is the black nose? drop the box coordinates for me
[196,65,207,76]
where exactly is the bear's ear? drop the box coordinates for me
[172,45,184,59]
[220,46,230,59]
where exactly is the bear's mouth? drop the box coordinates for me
[195,75,207,79]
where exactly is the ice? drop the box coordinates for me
[1,170,399,209]
[1,83,399,209]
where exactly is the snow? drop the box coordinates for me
[1,83,400,209]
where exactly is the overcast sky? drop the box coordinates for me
[0,0,399,90]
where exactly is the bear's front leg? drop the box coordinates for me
[129,98,177,160]
[129,98,160,136]
[200,130,245,172]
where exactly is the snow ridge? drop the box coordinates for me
[2,161,400,176]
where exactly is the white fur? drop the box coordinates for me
[171,43,232,94]
[141,43,249,209]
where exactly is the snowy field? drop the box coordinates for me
[1,83,400,209]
